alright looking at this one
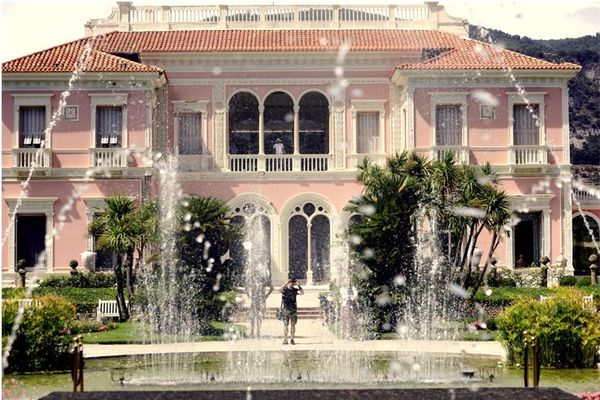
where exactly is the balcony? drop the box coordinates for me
[509,145,547,174]
[228,154,332,173]
[12,148,51,176]
[573,185,600,206]
[431,146,470,164]
[90,148,128,173]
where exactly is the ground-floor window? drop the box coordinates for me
[288,202,330,283]
[229,203,272,284]
[15,214,46,269]
[573,214,600,276]
[514,211,542,267]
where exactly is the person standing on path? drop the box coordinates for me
[279,279,304,345]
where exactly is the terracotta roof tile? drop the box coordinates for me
[2,38,163,74]
[3,30,580,73]
[397,38,581,70]
[91,29,464,53]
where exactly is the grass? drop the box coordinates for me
[82,321,247,344]
[379,330,498,341]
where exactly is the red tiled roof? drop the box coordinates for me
[92,29,464,53]
[3,30,580,73]
[2,38,163,73]
[397,39,581,70]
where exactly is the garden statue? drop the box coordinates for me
[540,256,550,287]
[16,259,27,288]
[589,254,598,285]
[69,260,79,276]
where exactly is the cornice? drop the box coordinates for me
[169,77,390,86]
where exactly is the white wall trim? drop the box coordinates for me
[429,92,468,147]
[350,99,386,156]
[89,93,129,149]
[12,94,54,149]
[506,194,554,269]
[5,197,57,272]
[507,92,546,146]
[172,100,209,156]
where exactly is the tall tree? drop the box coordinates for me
[88,195,140,321]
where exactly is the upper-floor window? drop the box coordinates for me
[435,105,462,146]
[96,106,123,148]
[513,104,540,145]
[178,113,202,155]
[19,106,46,148]
[351,100,385,155]
[299,92,329,154]
[356,112,379,154]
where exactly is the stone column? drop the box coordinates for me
[590,254,598,285]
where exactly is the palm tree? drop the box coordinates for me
[88,195,139,322]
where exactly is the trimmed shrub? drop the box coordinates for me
[38,272,116,288]
[576,277,592,287]
[2,295,76,372]
[497,288,600,368]
[559,275,578,286]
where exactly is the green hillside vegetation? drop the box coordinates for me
[469,27,600,166]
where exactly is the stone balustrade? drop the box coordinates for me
[85,2,468,37]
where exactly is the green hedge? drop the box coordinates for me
[2,294,76,372]
[497,288,600,368]
[38,272,116,288]
[31,287,117,307]
[472,286,600,306]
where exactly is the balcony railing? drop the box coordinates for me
[431,146,470,164]
[509,145,547,165]
[90,148,128,169]
[12,148,51,171]
[228,154,332,173]
[573,186,600,205]
[86,3,470,38]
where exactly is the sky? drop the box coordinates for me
[1,0,599,62]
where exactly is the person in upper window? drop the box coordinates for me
[273,138,285,155]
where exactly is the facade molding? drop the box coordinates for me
[429,92,469,147]
[506,194,554,269]
[5,197,57,272]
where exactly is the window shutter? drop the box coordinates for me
[435,105,461,146]
[178,113,202,155]
[356,112,379,154]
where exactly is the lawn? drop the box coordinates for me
[82,321,247,344]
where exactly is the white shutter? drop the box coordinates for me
[357,112,379,154]
[435,105,461,146]
[178,113,202,155]
[96,107,123,148]
[513,104,539,145]
[19,107,45,148]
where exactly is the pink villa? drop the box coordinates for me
[2,2,599,286]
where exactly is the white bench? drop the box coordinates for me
[96,300,129,321]
[582,295,595,312]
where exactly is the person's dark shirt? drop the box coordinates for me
[281,287,299,310]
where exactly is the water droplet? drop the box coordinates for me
[485,289,492,296]
[471,89,499,107]
[334,66,344,77]
[359,204,376,216]
[363,248,374,258]
[393,274,406,286]
[212,67,222,76]
[412,363,421,372]
[350,234,361,245]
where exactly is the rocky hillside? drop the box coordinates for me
[469,27,600,166]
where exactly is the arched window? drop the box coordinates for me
[299,92,329,154]
[229,202,273,283]
[288,202,330,283]
[573,214,600,275]
[264,91,294,155]
[229,92,259,155]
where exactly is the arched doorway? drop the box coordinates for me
[573,214,600,276]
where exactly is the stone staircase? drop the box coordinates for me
[235,306,323,321]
